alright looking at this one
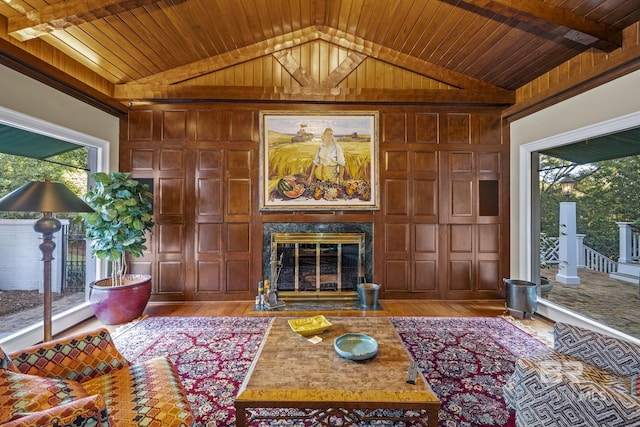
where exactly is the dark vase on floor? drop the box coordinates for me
[89,274,152,325]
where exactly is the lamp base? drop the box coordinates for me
[34,212,62,342]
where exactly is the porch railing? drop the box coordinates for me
[540,234,617,273]
[540,234,559,266]
[583,246,618,273]
[617,222,640,263]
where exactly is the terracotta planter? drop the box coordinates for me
[89,274,152,325]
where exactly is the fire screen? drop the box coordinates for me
[271,233,365,294]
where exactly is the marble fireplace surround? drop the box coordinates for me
[262,223,373,296]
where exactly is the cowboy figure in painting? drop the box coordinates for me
[307,128,346,184]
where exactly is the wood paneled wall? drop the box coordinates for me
[120,103,509,301]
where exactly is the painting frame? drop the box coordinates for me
[259,111,380,211]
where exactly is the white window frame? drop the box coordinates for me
[519,110,640,345]
[0,106,109,351]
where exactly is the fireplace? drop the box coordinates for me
[263,223,373,299]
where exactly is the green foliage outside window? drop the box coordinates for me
[539,154,640,260]
[0,148,89,219]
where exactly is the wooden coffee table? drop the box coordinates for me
[235,317,440,426]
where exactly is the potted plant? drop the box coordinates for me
[81,172,154,324]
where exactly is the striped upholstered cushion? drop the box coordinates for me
[82,357,195,427]
[0,346,17,372]
[0,370,88,423]
[10,328,130,383]
[0,395,112,427]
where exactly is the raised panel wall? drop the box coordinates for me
[121,104,508,301]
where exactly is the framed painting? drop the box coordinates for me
[259,111,379,211]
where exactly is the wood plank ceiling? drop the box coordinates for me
[0,0,639,112]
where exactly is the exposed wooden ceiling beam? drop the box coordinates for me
[7,0,163,42]
[113,84,515,106]
[134,25,509,95]
[272,51,319,87]
[320,52,367,88]
[504,42,640,121]
[135,27,321,85]
[7,0,158,41]
[462,0,622,51]
[272,50,366,88]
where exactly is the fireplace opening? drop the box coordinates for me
[271,233,365,298]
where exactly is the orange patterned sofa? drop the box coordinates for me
[1,328,195,427]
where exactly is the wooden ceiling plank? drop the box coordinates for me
[135,26,321,85]
[415,1,459,60]
[129,5,192,67]
[486,34,577,89]
[359,0,393,44]
[113,83,515,105]
[0,33,126,115]
[252,0,275,40]
[153,1,211,58]
[141,3,206,63]
[422,2,468,64]
[239,0,271,46]
[170,0,221,56]
[390,0,431,53]
[47,30,130,82]
[437,11,493,70]
[0,1,24,19]
[213,0,256,49]
[105,11,174,72]
[8,0,162,41]
[87,19,159,80]
[272,50,318,86]
[318,26,507,92]
[63,23,145,82]
[453,12,512,75]
[462,0,622,51]
[135,23,509,92]
[404,0,448,59]
[187,1,234,55]
[463,24,540,84]
[343,0,364,36]
[505,39,640,120]
[320,51,367,87]
[279,0,295,35]
[379,0,416,50]
[351,0,375,41]
[312,0,328,27]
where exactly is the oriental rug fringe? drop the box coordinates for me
[112,316,550,427]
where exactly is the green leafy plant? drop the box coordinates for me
[81,172,154,286]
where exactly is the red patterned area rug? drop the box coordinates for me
[390,317,550,427]
[112,316,550,427]
[112,316,272,426]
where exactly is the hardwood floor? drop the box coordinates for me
[59,299,554,338]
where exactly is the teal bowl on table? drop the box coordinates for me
[334,333,378,360]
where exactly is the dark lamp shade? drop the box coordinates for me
[0,181,94,213]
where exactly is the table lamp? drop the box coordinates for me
[0,179,94,341]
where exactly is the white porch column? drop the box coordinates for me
[576,234,586,268]
[616,222,634,264]
[556,202,580,285]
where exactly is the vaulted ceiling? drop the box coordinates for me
[1,0,639,116]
